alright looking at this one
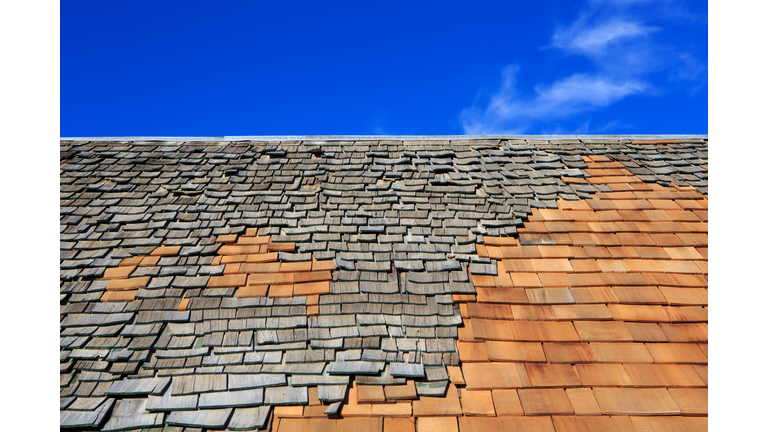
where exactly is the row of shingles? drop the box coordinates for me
[60,141,323,429]
[447,152,707,428]
[277,414,707,432]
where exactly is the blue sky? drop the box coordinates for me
[61,0,707,136]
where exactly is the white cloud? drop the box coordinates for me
[552,19,657,56]
[460,66,647,134]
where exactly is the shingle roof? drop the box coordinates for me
[60,137,708,431]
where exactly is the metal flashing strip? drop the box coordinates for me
[61,134,708,144]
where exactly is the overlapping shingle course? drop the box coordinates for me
[61,137,707,431]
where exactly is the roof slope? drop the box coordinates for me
[60,138,708,431]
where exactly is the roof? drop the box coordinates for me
[60,137,708,431]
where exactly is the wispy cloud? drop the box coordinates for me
[460,66,647,134]
[460,0,705,134]
[552,19,658,56]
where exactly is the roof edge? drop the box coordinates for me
[61,134,708,143]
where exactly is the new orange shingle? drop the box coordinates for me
[475,288,529,304]
[569,287,619,304]
[103,265,136,279]
[207,273,247,288]
[665,306,708,323]
[509,273,543,287]
[551,304,613,320]
[106,276,150,291]
[412,383,463,415]
[608,304,670,322]
[460,390,496,416]
[501,246,542,258]
[491,389,524,416]
[245,252,278,262]
[223,263,241,274]
[384,418,414,432]
[509,321,580,342]
[542,343,596,363]
[466,303,514,320]
[590,342,654,363]
[384,380,417,400]
[592,388,680,415]
[459,416,556,432]
[646,343,708,364]
[237,285,268,298]
[564,389,601,415]
[221,254,248,264]
[552,416,636,432]
[280,261,312,272]
[246,272,294,285]
[622,364,706,388]
[119,256,143,266]
[530,259,573,273]
[486,341,546,362]
[236,236,270,245]
[357,385,385,403]
[101,290,137,302]
[457,342,489,362]
[267,284,293,298]
[267,241,295,252]
[509,305,556,321]
[518,388,574,415]
[612,286,667,304]
[624,323,669,342]
[139,256,160,267]
[216,244,266,255]
[629,416,708,432]
[538,273,573,287]
[502,259,535,272]
[659,323,708,342]
[524,363,582,388]
[462,363,524,389]
[292,281,330,296]
[575,364,633,387]
[240,262,280,273]
[574,321,633,342]
[525,288,575,304]
[668,388,707,415]
[150,245,181,256]
[470,319,515,341]
[417,417,458,432]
